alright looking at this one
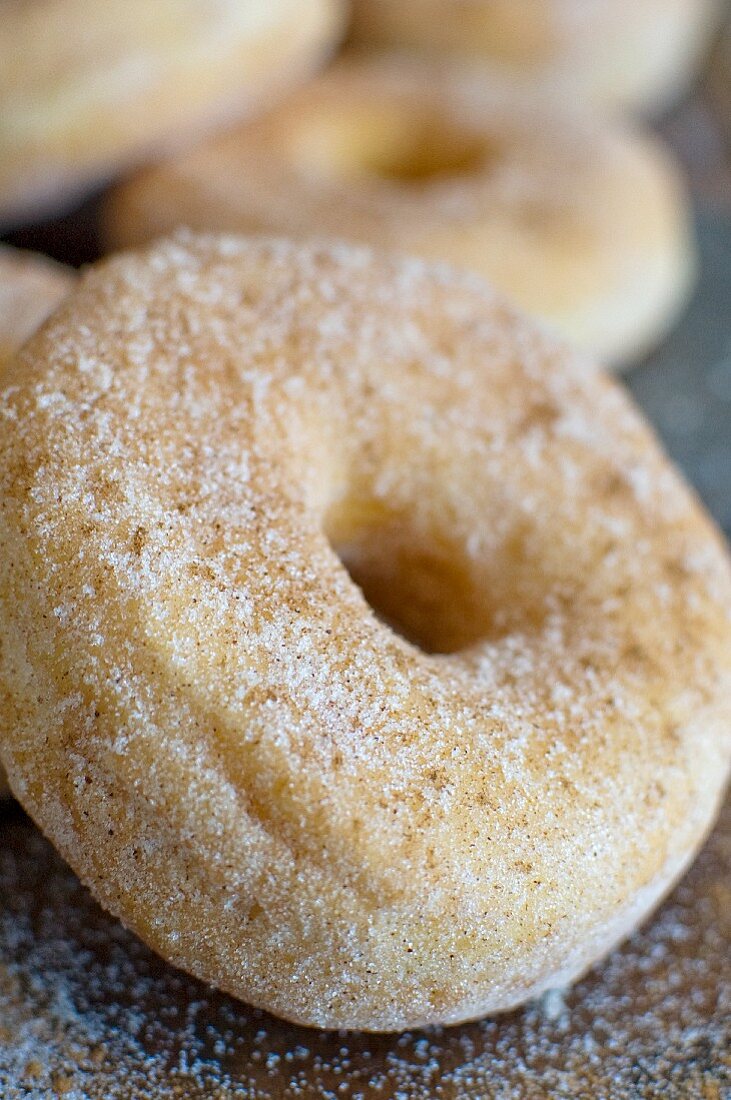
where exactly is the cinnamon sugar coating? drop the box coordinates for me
[0,244,75,798]
[0,235,729,1030]
[105,57,695,366]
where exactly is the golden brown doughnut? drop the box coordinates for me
[0,234,729,1031]
[104,58,696,366]
[0,0,345,227]
[349,0,722,113]
[0,244,75,799]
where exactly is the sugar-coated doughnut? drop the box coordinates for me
[0,234,729,1031]
[105,58,695,367]
[0,245,75,799]
[0,0,345,227]
[349,0,721,112]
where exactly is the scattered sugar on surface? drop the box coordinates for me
[0,797,728,1098]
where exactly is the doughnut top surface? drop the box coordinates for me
[0,235,729,1030]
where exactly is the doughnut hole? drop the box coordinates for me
[324,498,547,656]
[288,103,494,185]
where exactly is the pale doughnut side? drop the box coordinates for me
[349,0,722,112]
[0,235,729,1031]
[104,58,695,366]
[0,245,75,799]
[0,0,345,226]
[0,245,76,364]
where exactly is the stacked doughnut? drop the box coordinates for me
[0,0,345,226]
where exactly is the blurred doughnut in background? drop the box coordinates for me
[0,0,346,228]
[104,56,696,366]
[349,0,723,113]
[0,244,74,363]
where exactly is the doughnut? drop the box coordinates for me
[0,0,345,228]
[0,245,76,364]
[0,245,75,799]
[349,0,722,113]
[104,58,695,366]
[0,234,729,1031]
